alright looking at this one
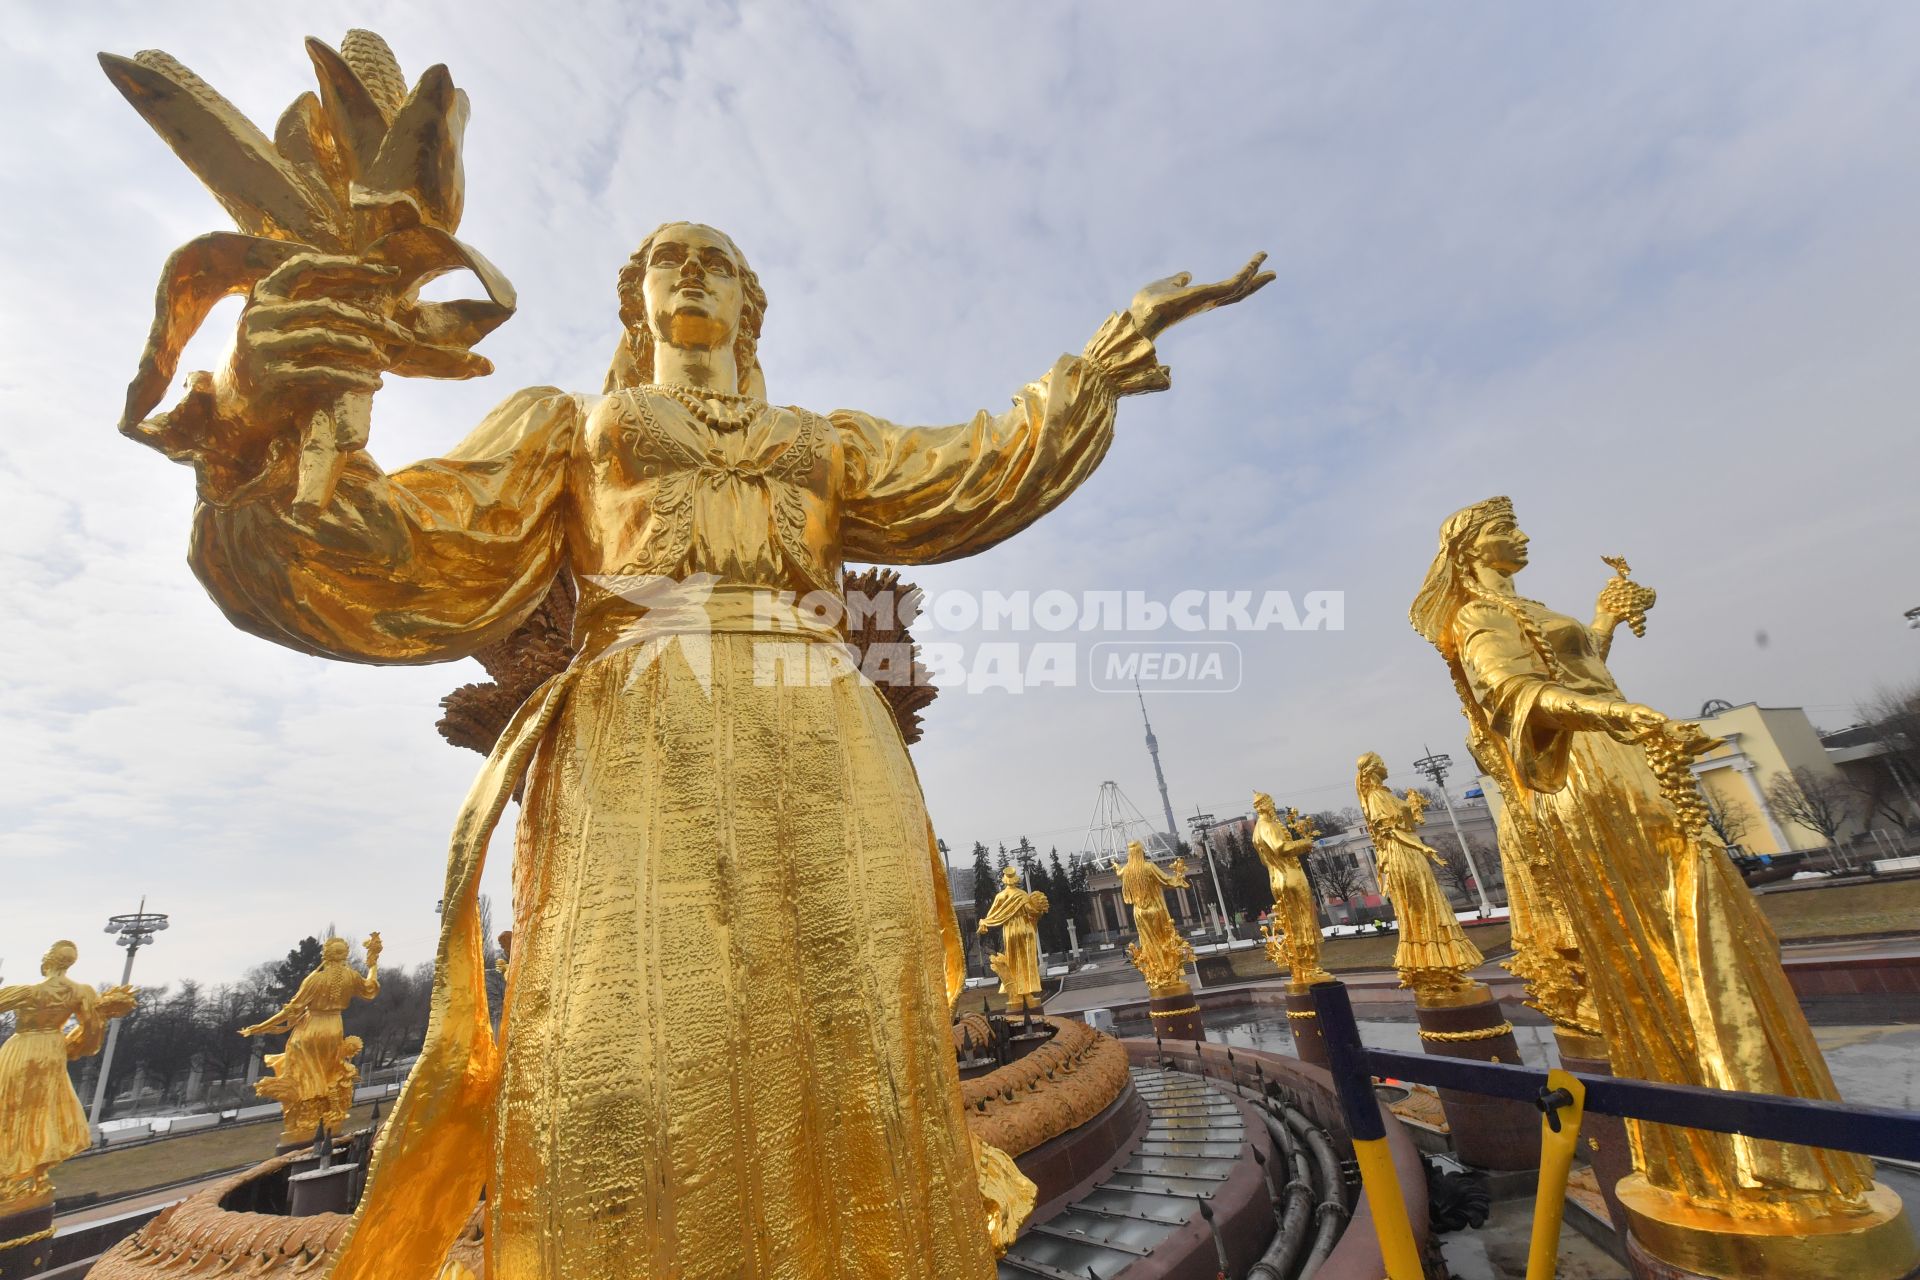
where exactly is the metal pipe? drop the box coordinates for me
[1287,1107,1349,1277]
[1247,1110,1314,1280]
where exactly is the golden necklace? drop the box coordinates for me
[649,383,763,432]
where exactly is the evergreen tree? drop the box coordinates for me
[993,843,1011,878]
[269,936,325,1006]
[1043,849,1072,950]
[970,842,996,922]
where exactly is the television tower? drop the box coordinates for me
[1137,683,1180,844]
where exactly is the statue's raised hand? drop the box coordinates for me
[228,253,412,420]
[1128,253,1274,340]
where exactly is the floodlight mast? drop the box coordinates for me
[1411,747,1495,919]
[88,896,169,1128]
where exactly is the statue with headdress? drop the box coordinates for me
[976,865,1050,1013]
[1411,496,1917,1276]
[1110,841,1196,993]
[240,934,381,1146]
[103,28,1272,1277]
[0,942,137,1206]
[1251,793,1333,988]
[1352,754,1484,1003]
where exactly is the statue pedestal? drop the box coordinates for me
[1414,984,1538,1171]
[1553,1028,1636,1239]
[1147,982,1204,1043]
[0,1196,54,1280]
[1619,1175,1919,1280]
[288,1164,358,1217]
[1284,985,1329,1068]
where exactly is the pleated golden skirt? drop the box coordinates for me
[491,635,994,1279]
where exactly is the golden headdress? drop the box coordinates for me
[1409,496,1512,648]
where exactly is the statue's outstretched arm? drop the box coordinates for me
[838,256,1268,565]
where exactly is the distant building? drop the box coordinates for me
[1690,703,1860,854]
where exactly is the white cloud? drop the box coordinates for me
[3,2,1918,986]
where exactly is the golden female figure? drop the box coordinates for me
[1412,496,1914,1276]
[977,866,1049,1012]
[1251,793,1331,988]
[1353,754,1483,1001]
[241,935,381,1145]
[1111,841,1195,993]
[0,942,136,1205]
[129,207,1267,1275]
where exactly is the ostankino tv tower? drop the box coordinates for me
[1136,683,1181,846]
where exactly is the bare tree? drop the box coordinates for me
[1437,846,1475,904]
[1765,767,1853,852]
[1700,788,1758,851]
[1312,852,1364,908]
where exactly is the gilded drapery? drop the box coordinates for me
[151,313,1164,1278]
[1454,597,1873,1214]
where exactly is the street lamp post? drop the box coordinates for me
[1411,746,1495,919]
[89,897,169,1129]
[1187,810,1234,943]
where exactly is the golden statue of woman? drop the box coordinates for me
[1353,754,1483,1002]
[1111,841,1195,993]
[1251,793,1332,988]
[977,866,1050,1012]
[1412,496,1915,1276]
[240,934,381,1145]
[0,941,136,1205]
[118,114,1270,1277]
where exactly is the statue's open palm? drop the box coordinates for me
[1129,253,1274,339]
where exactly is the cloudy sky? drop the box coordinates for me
[4,2,1918,988]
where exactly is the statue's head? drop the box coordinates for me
[1356,752,1387,787]
[1001,864,1021,887]
[41,939,78,976]
[322,937,350,965]
[1410,495,1524,645]
[1252,791,1278,819]
[607,222,769,396]
[1124,839,1146,862]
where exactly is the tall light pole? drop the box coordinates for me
[1187,810,1233,942]
[1411,747,1495,919]
[89,898,169,1128]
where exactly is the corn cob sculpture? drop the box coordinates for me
[102,30,514,514]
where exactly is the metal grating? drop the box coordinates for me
[996,1066,1247,1279]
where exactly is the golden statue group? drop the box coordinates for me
[241,934,382,1147]
[0,943,136,1207]
[98,28,1271,1280]
[60,23,1910,1280]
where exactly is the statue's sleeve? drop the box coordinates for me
[979,891,1018,930]
[157,385,582,664]
[834,311,1167,563]
[0,982,29,1016]
[64,989,109,1059]
[1457,601,1575,793]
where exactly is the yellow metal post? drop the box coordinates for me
[1526,1067,1587,1280]
[1352,1134,1426,1279]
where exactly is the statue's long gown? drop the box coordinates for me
[257,964,379,1113]
[0,977,110,1196]
[1453,597,1873,1215]
[1356,789,1482,980]
[168,313,1164,1279]
[978,888,1045,1002]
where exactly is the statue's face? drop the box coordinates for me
[1471,514,1530,574]
[640,223,745,354]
